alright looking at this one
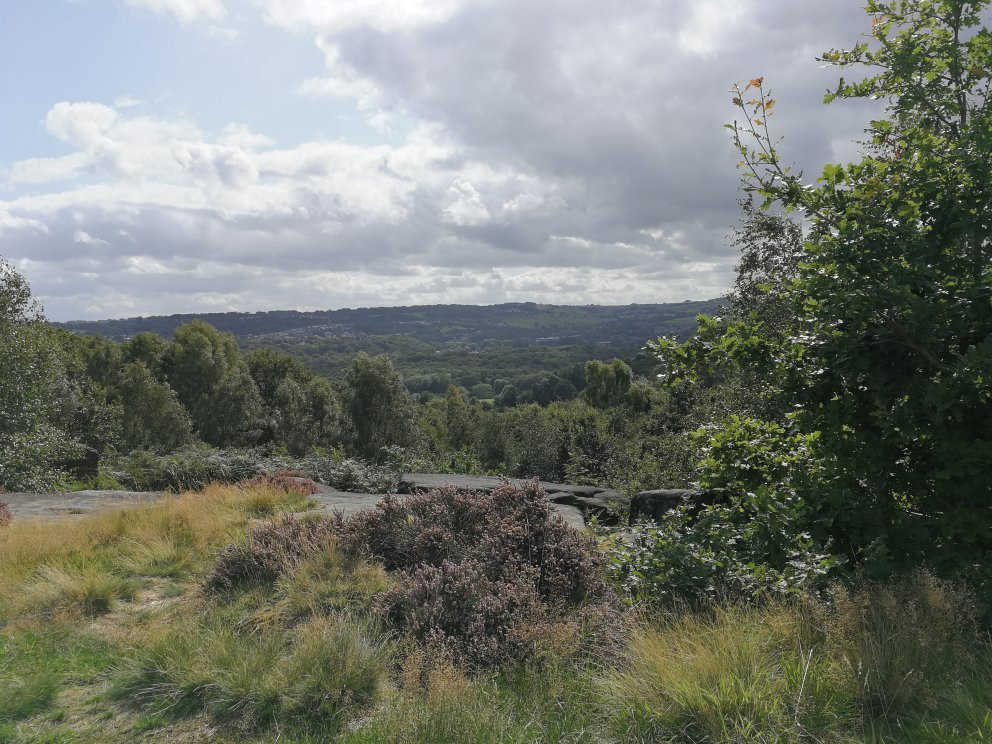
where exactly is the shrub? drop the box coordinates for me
[0,501,10,528]
[376,559,541,668]
[609,423,842,609]
[336,481,612,668]
[108,446,398,494]
[299,454,399,494]
[238,472,319,495]
[109,446,285,491]
[207,516,336,590]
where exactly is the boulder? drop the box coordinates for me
[628,488,724,525]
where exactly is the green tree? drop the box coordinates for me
[246,348,312,403]
[660,0,992,588]
[728,196,804,336]
[114,362,194,452]
[745,0,991,576]
[0,259,83,490]
[122,332,168,376]
[164,321,262,447]
[581,359,633,408]
[444,384,473,450]
[343,352,418,460]
[270,376,343,455]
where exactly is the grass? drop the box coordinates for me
[0,482,317,740]
[16,561,138,618]
[604,602,857,742]
[1,484,991,742]
[0,626,117,724]
[341,655,602,744]
[113,614,389,735]
[603,576,992,743]
[0,482,312,622]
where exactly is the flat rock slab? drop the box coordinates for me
[2,487,587,531]
[3,490,167,520]
[398,473,622,520]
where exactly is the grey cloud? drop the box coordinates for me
[3,0,889,319]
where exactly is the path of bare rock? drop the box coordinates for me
[3,476,590,530]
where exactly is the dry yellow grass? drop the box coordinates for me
[602,602,858,742]
[0,483,311,622]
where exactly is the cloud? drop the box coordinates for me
[73,230,109,246]
[442,179,490,226]
[123,0,226,24]
[260,0,472,35]
[3,1,887,320]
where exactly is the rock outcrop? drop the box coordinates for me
[398,473,623,522]
[628,488,725,525]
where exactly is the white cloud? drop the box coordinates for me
[9,153,90,184]
[123,0,226,24]
[678,0,747,54]
[442,179,490,226]
[113,95,144,109]
[73,230,109,245]
[260,0,472,35]
[0,209,49,235]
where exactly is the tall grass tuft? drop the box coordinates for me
[822,570,990,736]
[16,561,138,618]
[342,652,602,744]
[0,671,58,723]
[114,615,389,735]
[117,535,197,579]
[604,601,856,743]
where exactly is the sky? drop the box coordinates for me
[0,0,879,321]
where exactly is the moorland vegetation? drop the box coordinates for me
[2,1,992,741]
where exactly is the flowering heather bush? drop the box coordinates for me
[377,559,541,667]
[0,501,11,528]
[339,482,606,604]
[337,480,612,667]
[207,517,335,590]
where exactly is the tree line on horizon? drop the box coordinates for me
[0,263,666,494]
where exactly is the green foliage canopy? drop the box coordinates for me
[343,352,418,461]
[164,320,262,447]
[0,260,83,490]
[658,0,992,588]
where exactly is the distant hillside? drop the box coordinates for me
[59,300,721,347]
[60,300,721,390]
